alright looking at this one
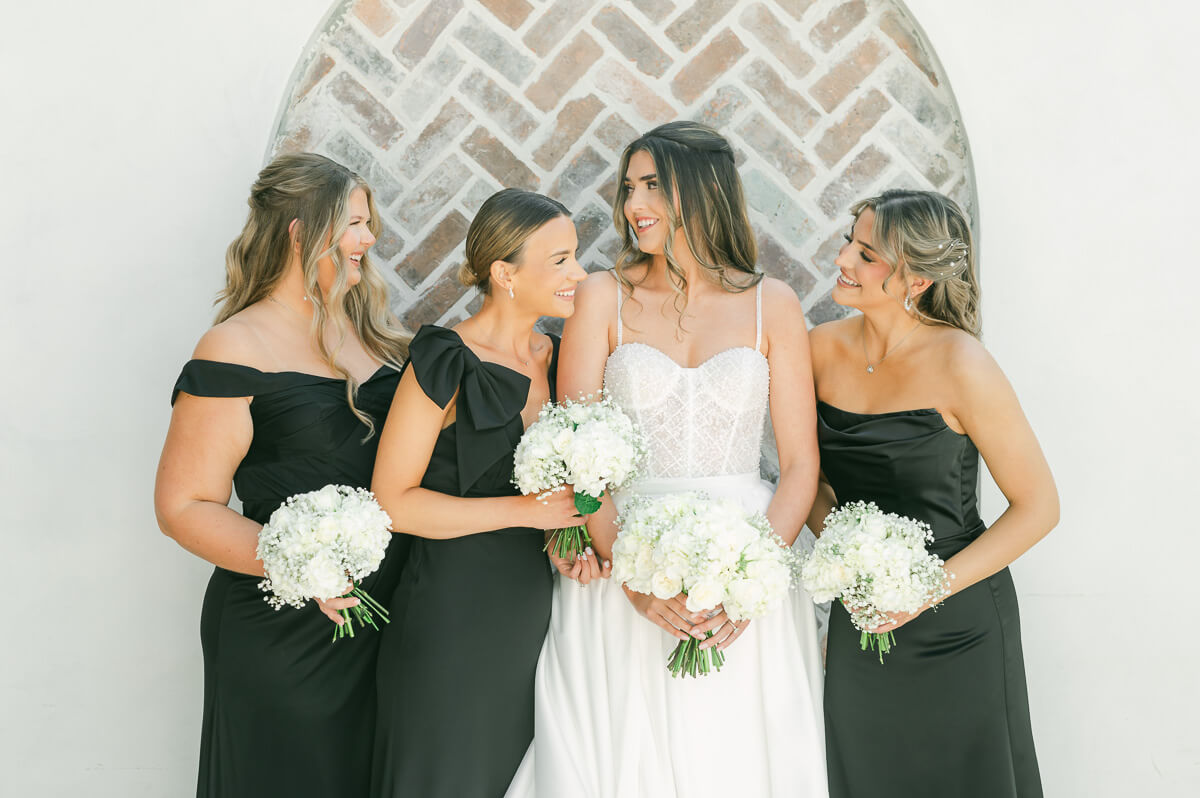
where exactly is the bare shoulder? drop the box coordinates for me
[932,327,1008,395]
[191,307,271,368]
[808,315,858,355]
[574,268,619,307]
[759,276,803,313]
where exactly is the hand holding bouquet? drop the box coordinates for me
[512,393,646,560]
[256,484,394,642]
[801,500,952,662]
[613,492,796,678]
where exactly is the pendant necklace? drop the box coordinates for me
[862,317,921,374]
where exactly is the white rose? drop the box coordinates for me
[651,571,682,600]
[685,580,725,613]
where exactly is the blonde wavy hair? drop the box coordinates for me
[851,189,981,338]
[216,152,410,436]
[611,121,761,319]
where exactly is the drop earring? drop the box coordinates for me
[508,285,515,300]
[904,293,913,312]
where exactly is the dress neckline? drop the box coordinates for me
[609,341,768,371]
[817,400,966,438]
[188,358,393,384]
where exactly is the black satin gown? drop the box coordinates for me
[371,326,557,798]
[171,361,407,798]
[818,402,1042,798]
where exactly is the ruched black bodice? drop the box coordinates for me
[818,402,1042,798]
[171,360,407,798]
[372,325,558,798]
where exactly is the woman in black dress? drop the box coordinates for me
[808,189,1059,797]
[370,189,590,797]
[155,153,410,797]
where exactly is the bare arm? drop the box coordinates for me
[761,280,821,545]
[371,367,579,539]
[805,472,838,538]
[941,343,1059,596]
[557,270,622,560]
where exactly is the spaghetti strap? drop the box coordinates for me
[615,272,624,347]
[754,280,763,353]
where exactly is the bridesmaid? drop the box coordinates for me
[370,189,589,798]
[809,189,1058,797]
[154,153,411,797]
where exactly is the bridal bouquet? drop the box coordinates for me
[613,492,796,678]
[513,393,646,560]
[257,484,393,642]
[801,501,951,662]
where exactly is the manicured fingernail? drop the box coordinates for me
[585,546,593,555]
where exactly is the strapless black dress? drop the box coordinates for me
[171,361,408,798]
[371,326,557,798]
[818,401,1042,798]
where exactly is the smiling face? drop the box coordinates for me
[621,149,690,259]
[317,187,375,294]
[832,207,907,311]
[506,214,587,318]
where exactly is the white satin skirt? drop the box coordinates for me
[506,472,828,798]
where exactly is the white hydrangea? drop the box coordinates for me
[256,484,393,611]
[612,491,798,677]
[800,501,951,660]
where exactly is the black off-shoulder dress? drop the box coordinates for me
[171,360,408,798]
[371,325,558,798]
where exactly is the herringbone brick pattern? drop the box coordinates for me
[270,0,975,329]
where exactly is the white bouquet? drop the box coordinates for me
[613,491,796,678]
[800,501,951,662]
[256,484,394,642]
[512,393,646,560]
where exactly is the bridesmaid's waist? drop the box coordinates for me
[929,519,987,559]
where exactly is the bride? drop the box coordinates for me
[507,121,828,797]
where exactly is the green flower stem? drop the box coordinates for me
[668,632,725,678]
[543,524,592,561]
[860,630,897,663]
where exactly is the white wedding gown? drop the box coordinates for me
[507,282,828,798]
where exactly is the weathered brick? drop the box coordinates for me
[456,14,536,85]
[371,221,405,263]
[884,65,951,133]
[594,5,671,78]
[691,85,749,131]
[549,146,609,206]
[396,155,473,233]
[815,88,890,167]
[757,231,817,296]
[461,127,539,190]
[774,0,817,22]
[401,47,465,114]
[461,69,537,141]
[742,59,821,138]
[393,0,463,69]
[462,178,501,215]
[326,72,404,149]
[595,113,640,153]
[596,231,623,263]
[739,3,815,78]
[276,122,319,156]
[523,0,598,57]
[671,29,747,105]
[881,116,951,186]
[397,210,470,287]
[812,228,848,276]
[738,112,815,192]
[880,9,939,87]
[404,272,469,326]
[296,53,334,100]
[525,31,603,112]
[806,287,852,325]
[817,145,891,217]
[808,37,888,112]
[665,0,737,52]
[809,0,868,52]
[630,0,674,23]
[398,98,473,180]
[573,202,614,253]
[352,0,400,37]
[596,174,618,206]
[741,169,817,249]
[320,130,403,207]
[534,94,605,170]
[479,0,534,30]
[329,20,402,94]
[595,59,675,125]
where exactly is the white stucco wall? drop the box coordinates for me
[1,0,1196,794]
